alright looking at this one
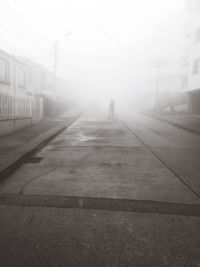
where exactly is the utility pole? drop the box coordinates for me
[53,40,59,114]
[53,33,71,114]
[155,61,160,111]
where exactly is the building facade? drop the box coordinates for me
[148,62,187,113]
[0,49,56,135]
[156,72,187,112]
[184,0,200,114]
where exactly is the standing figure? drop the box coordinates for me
[109,99,115,118]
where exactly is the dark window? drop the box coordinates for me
[194,27,200,43]
[193,58,200,74]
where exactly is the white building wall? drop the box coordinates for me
[0,50,15,97]
[185,0,200,92]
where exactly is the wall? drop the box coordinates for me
[0,51,35,135]
[0,49,67,136]
[0,117,32,136]
[188,90,200,114]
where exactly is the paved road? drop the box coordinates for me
[123,113,200,196]
[0,112,200,267]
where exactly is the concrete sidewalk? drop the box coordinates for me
[0,111,80,181]
[147,113,200,135]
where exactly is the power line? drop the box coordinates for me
[0,21,47,53]
[0,0,51,51]
[0,0,47,39]
[0,16,51,52]
[0,29,30,51]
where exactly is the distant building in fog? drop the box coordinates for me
[148,63,187,112]
[183,0,200,114]
[156,71,187,112]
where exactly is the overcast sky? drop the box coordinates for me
[0,0,186,110]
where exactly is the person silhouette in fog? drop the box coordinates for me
[109,99,115,118]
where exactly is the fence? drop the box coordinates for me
[14,96,30,117]
[0,93,30,119]
[0,93,12,118]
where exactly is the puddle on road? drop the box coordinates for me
[34,131,102,155]
[71,132,99,145]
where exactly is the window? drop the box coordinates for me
[193,58,200,74]
[182,76,188,87]
[26,68,31,84]
[194,27,200,43]
[0,57,10,83]
[18,68,26,88]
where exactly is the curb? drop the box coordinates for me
[147,115,200,136]
[0,114,81,182]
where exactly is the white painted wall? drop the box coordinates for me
[186,0,200,92]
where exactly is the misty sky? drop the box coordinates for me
[0,0,186,110]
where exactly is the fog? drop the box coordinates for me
[0,0,186,114]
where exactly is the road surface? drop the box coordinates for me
[0,112,200,267]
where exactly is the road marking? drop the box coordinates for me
[0,194,200,217]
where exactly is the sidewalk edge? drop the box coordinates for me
[0,113,81,182]
[147,114,200,136]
